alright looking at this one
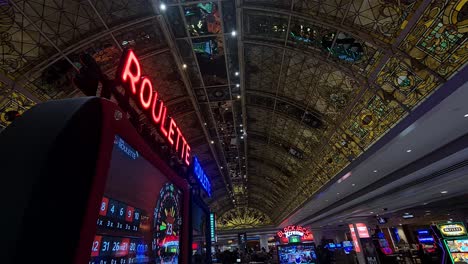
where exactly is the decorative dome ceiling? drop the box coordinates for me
[0,0,467,228]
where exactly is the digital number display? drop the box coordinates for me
[96,197,143,233]
[89,235,149,264]
[89,135,183,264]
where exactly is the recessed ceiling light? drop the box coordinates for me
[231,30,237,37]
[441,190,448,194]
[204,122,207,126]
[373,170,378,173]
[351,183,356,187]
[406,149,412,153]
[370,212,374,214]
[220,166,223,169]
[464,114,468,118]
[210,140,214,144]
[235,71,239,76]
[337,192,340,195]
[236,95,241,99]
[236,84,240,88]
[240,124,243,127]
[159,3,167,11]
[240,136,244,139]
[182,63,187,69]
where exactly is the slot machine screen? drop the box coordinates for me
[446,239,468,264]
[277,244,318,264]
[89,135,183,264]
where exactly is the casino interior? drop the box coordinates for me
[1,0,468,264]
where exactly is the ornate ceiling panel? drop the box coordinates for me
[217,207,272,230]
[1,0,466,229]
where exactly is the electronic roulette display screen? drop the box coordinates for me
[89,135,183,264]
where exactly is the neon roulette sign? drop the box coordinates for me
[117,49,192,166]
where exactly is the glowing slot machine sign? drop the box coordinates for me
[117,49,191,166]
[277,225,314,244]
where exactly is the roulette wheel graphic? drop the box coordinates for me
[153,183,182,263]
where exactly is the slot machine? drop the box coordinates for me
[1,97,190,264]
[434,222,468,264]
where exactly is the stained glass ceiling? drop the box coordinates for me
[0,0,467,229]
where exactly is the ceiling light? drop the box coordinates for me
[441,190,448,194]
[210,140,214,144]
[236,84,240,88]
[373,170,378,173]
[464,114,468,118]
[182,63,187,69]
[406,149,412,153]
[370,212,374,214]
[235,71,239,76]
[237,95,241,99]
[423,202,428,205]
[352,183,356,186]
[337,192,340,195]
[204,122,207,126]
[425,210,431,213]
[220,166,223,169]
[325,200,328,202]
[240,124,243,127]
[240,136,244,139]
[159,3,167,11]
[231,30,237,37]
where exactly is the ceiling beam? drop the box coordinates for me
[86,0,123,52]
[236,0,250,207]
[17,16,158,85]
[218,0,246,203]
[9,0,79,74]
[162,5,236,207]
[156,11,233,203]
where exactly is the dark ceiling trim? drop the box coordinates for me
[283,65,468,224]
[301,136,468,226]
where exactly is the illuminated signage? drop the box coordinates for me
[356,223,370,238]
[193,157,212,197]
[438,223,467,238]
[210,213,216,243]
[117,49,191,165]
[277,225,314,244]
[114,135,139,160]
[349,224,361,253]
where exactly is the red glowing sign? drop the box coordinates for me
[277,225,314,243]
[349,224,361,253]
[117,50,191,166]
[356,223,370,238]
